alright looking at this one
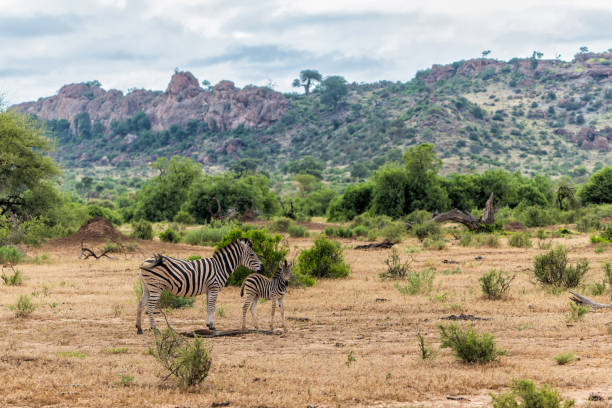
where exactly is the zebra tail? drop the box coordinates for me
[240,280,246,297]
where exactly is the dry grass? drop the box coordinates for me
[1,229,611,407]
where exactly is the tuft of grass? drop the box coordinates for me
[479,270,515,300]
[491,378,575,408]
[216,305,225,318]
[554,352,575,365]
[394,268,435,295]
[439,323,505,364]
[0,245,23,264]
[566,302,589,322]
[57,351,86,358]
[380,248,411,280]
[9,294,36,318]
[186,255,201,261]
[1,269,23,286]
[115,373,134,387]
[422,237,446,250]
[106,347,129,354]
[508,232,532,248]
[587,281,606,296]
[345,350,356,367]
[416,330,436,360]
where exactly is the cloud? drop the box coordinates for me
[1,1,612,104]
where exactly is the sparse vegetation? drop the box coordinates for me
[395,268,435,295]
[508,232,532,248]
[9,294,36,317]
[149,329,212,387]
[380,248,411,279]
[0,246,23,264]
[131,220,153,240]
[479,270,515,299]
[566,302,589,322]
[554,352,575,365]
[533,246,588,287]
[416,330,436,360]
[491,378,575,408]
[1,268,23,286]
[439,324,505,364]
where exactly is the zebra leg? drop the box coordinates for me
[206,288,219,331]
[270,300,276,331]
[146,288,162,331]
[250,300,259,330]
[241,298,251,331]
[279,297,286,332]
[135,279,149,334]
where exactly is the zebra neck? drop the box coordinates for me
[212,243,241,282]
[273,278,288,293]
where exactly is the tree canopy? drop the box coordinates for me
[320,76,348,108]
[292,69,322,94]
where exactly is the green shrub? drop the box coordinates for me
[380,248,411,279]
[554,352,575,365]
[106,347,129,354]
[295,236,350,279]
[352,225,368,237]
[287,224,309,237]
[439,324,505,364]
[522,206,554,227]
[150,328,212,388]
[10,294,37,318]
[491,379,575,408]
[159,228,181,243]
[404,210,432,224]
[183,224,235,246]
[131,220,153,240]
[604,262,612,287]
[0,245,23,264]
[186,255,201,261]
[394,268,435,295]
[602,224,612,241]
[217,228,288,285]
[1,269,22,286]
[576,214,601,232]
[412,221,441,242]
[479,270,515,299]
[416,330,436,360]
[587,281,606,296]
[474,233,500,248]
[566,302,589,322]
[173,210,195,225]
[459,232,473,247]
[324,226,354,238]
[508,232,532,248]
[378,222,405,242]
[268,217,293,232]
[159,290,195,309]
[533,246,588,287]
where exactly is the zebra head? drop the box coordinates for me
[237,239,264,273]
[278,259,293,283]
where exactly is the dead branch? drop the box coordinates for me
[354,240,396,250]
[569,290,612,309]
[180,328,275,338]
[79,240,114,260]
[409,192,496,231]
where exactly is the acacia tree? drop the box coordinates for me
[292,69,322,94]
[320,76,348,108]
[0,110,60,218]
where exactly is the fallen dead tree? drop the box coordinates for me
[569,290,612,309]
[180,328,275,338]
[354,240,396,250]
[79,240,115,260]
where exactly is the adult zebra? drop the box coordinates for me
[136,238,263,334]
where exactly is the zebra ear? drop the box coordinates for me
[241,238,253,248]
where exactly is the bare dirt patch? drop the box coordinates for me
[1,231,611,407]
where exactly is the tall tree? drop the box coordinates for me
[292,69,322,94]
[0,110,61,218]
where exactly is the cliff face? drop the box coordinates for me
[11,71,289,132]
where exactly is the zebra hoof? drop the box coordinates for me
[136,327,143,335]
[207,325,216,331]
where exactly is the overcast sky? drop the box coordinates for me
[1,0,611,104]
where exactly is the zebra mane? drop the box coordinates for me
[151,253,166,267]
[213,238,250,256]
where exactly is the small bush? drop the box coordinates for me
[287,224,309,237]
[159,290,195,309]
[295,236,350,279]
[588,281,606,296]
[566,302,589,322]
[554,352,575,365]
[533,246,588,287]
[352,225,369,237]
[183,224,235,246]
[1,269,22,286]
[604,262,612,286]
[491,378,575,408]
[0,245,23,264]
[395,268,435,295]
[602,224,612,241]
[416,330,436,360]
[378,222,405,242]
[10,294,37,318]
[131,220,153,240]
[325,226,354,238]
[115,373,134,387]
[474,233,500,248]
[459,232,473,247]
[439,324,505,364]
[268,217,293,232]
[173,210,195,225]
[412,221,441,242]
[479,270,515,300]
[159,228,181,243]
[576,214,601,232]
[508,232,532,248]
[380,248,411,279]
[150,328,212,387]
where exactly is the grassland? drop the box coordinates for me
[1,223,611,407]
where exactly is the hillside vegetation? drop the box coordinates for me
[11,52,612,179]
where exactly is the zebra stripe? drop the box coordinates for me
[240,260,292,332]
[136,238,263,334]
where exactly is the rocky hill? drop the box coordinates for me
[11,52,612,178]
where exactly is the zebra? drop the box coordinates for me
[240,259,292,332]
[136,238,263,334]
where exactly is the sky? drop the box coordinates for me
[1,0,612,105]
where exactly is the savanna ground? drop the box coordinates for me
[1,221,611,408]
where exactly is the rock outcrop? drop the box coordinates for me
[11,71,289,133]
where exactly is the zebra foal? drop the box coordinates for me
[136,238,263,334]
[240,259,292,332]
